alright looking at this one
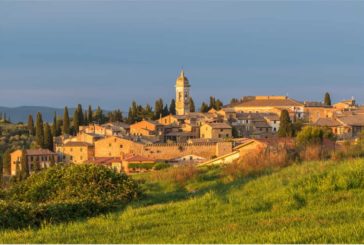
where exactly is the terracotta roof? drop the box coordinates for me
[337,115,364,126]
[304,101,331,108]
[89,157,120,165]
[314,118,341,127]
[206,123,232,129]
[63,141,93,147]
[25,149,57,156]
[253,121,271,128]
[124,154,154,162]
[229,96,303,108]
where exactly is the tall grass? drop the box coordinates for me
[2,158,364,243]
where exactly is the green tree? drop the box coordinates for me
[94,106,105,123]
[154,98,164,119]
[230,98,240,104]
[324,92,332,106]
[84,110,88,125]
[215,99,223,110]
[73,109,80,134]
[44,123,53,151]
[2,150,11,176]
[27,114,35,136]
[163,104,169,117]
[77,104,84,125]
[189,97,195,112]
[0,155,3,184]
[63,106,70,135]
[200,102,209,113]
[278,110,293,137]
[35,112,45,147]
[209,96,216,110]
[169,99,176,115]
[88,105,93,123]
[296,126,335,146]
[51,112,57,137]
[20,149,29,179]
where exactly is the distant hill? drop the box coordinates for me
[0,106,76,123]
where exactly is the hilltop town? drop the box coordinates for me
[5,70,364,177]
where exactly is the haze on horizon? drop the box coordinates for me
[0,1,363,110]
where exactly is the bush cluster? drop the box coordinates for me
[0,164,141,229]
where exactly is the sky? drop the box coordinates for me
[0,0,363,110]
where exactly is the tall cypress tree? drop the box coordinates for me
[278,110,293,137]
[200,102,209,113]
[63,106,70,135]
[51,112,57,137]
[73,109,80,134]
[189,97,196,112]
[2,150,11,176]
[44,123,53,151]
[27,114,35,136]
[215,99,223,110]
[163,104,169,117]
[77,104,84,125]
[88,105,93,123]
[324,92,332,106]
[84,110,88,125]
[154,98,164,119]
[35,112,44,148]
[209,96,216,110]
[169,99,176,115]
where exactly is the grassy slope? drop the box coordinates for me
[2,159,364,243]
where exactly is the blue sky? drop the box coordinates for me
[0,1,363,110]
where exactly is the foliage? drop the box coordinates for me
[324,92,332,106]
[0,164,141,229]
[128,163,156,170]
[200,102,209,113]
[35,112,44,148]
[153,162,171,170]
[278,110,293,137]
[63,107,70,135]
[296,126,335,146]
[169,99,176,115]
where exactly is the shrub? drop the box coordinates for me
[153,162,170,170]
[0,164,141,229]
[128,163,155,170]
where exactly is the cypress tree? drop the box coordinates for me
[0,156,3,184]
[20,149,29,178]
[44,123,53,151]
[35,112,44,148]
[51,112,57,137]
[163,104,169,117]
[215,99,223,110]
[169,99,176,115]
[84,110,88,125]
[209,96,216,110]
[2,150,11,176]
[278,110,293,137]
[324,92,332,106]
[88,105,93,123]
[189,97,196,112]
[154,98,164,119]
[94,106,104,123]
[63,106,70,135]
[73,109,80,134]
[200,102,209,113]
[77,104,84,125]
[27,114,35,136]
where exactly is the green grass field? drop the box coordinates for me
[2,159,364,243]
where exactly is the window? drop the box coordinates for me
[220,129,223,132]
[120,145,123,148]
[80,148,83,152]
[80,156,83,160]
[109,143,112,147]
[70,148,73,152]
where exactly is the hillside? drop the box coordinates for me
[0,106,76,123]
[2,159,364,243]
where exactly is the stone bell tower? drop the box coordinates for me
[175,69,191,116]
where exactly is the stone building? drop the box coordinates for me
[175,70,191,116]
[10,149,58,176]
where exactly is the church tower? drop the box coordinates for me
[175,69,191,116]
